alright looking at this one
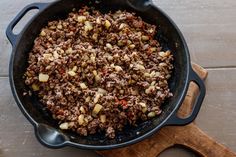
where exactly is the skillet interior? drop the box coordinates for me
[10,0,190,147]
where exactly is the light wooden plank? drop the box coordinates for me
[196,68,236,152]
[155,0,236,68]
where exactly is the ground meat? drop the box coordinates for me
[24,6,174,138]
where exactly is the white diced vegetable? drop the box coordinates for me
[77,16,86,22]
[68,71,76,76]
[147,112,156,118]
[78,114,85,125]
[100,115,106,123]
[79,83,87,89]
[92,104,103,116]
[80,106,86,113]
[39,73,49,82]
[59,122,69,130]
[104,20,111,29]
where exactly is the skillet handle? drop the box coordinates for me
[165,68,206,125]
[6,3,49,46]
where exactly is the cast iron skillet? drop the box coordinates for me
[6,0,205,150]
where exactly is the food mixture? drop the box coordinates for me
[24,6,174,138]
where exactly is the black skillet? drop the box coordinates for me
[6,0,205,150]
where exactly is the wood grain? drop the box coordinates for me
[155,0,236,68]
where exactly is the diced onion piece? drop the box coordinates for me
[159,51,171,57]
[79,83,87,89]
[94,93,101,103]
[147,112,156,118]
[85,96,91,103]
[156,72,161,77]
[68,71,76,76]
[96,17,101,24]
[77,16,86,22]
[80,106,86,113]
[84,21,93,31]
[151,81,156,86]
[40,30,46,36]
[106,43,113,49]
[142,107,147,113]
[66,48,73,54]
[95,75,101,82]
[92,70,98,76]
[135,64,145,70]
[110,64,115,68]
[78,114,85,125]
[100,115,106,123]
[39,73,49,82]
[144,72,150,77]
[139,103,147,113]
[141,35,149,41]
[117,40,124,46]
[159,63,167,67]
[92,104,103,116]
[129,44,135,49]
[84,117,89,125]
[127,40,132,45]
[43,54,53,61]
[150,47,157,52]
[113,53,119,58]
[57,24,62,29]
[104,20,111,29]
[119,23,126,30]
[114,65,123,72]
[90,55,96,63]
[165,50,171,56]
[148,28,154,33]
[119,89,124,94]
[32,84,39,91]
[150,71,156,77]
[139,102,146,108]
[59,122,69,130]
[107,55,113,61]
[131,52,137,57]
[72,66,77,72]
[53,51,59,59]
[123,54,130,61]
[49,26,56,30]
[98,88,107,95]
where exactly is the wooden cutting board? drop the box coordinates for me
[97,63,236,157]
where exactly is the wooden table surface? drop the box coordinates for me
[0,0,236,157]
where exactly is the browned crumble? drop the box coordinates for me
[24,6,173,138]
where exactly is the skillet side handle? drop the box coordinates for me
[165,68,206,126]
[6,3,49,46]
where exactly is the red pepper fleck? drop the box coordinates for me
[56,109,64,115]
[102,69,108,76]
[120,99,127,106]
[147,48,153,55]
[58,68,65,74]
